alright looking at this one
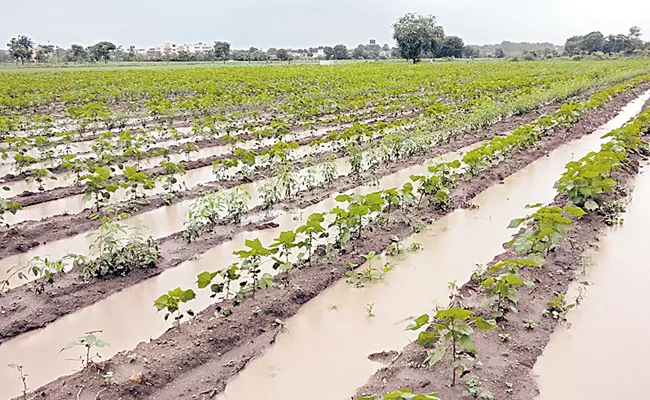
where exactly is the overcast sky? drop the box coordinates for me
[2,0,649,49]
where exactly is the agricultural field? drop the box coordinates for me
[1,59,650,400]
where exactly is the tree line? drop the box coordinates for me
[564,27,647,56]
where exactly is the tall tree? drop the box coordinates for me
[332,44,348,60]
[352,45,366,59]
[276,48,291,62]
[323,46,335,60]
[89,41,116,63]
[34,44,54,63]
[213,41,231,63]
[68,44,87,62]
[7,35,34,64]
[392,13,444,63]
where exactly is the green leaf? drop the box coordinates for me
[458,334,477,353]
[564,205,586,217]
[474,317,498,330]
[424,346,447,367]
[406,314,430,331]
[197,271,218,289]
[507,218,525,229]
[179,289,196,303]
[416,331,440,348]
[584,199,599,211]
[153,294,169,311]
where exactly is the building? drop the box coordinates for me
[369,39,377,45]
[153,42,213,55]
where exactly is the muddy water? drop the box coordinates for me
[533,162,650,400]
[0,146,474,399]
[2,129,344,226]
[0,125,334,195]
[0,94,647,399]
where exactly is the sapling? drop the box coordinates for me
[233,239,277,298]
[296,213,327,264]
[270,230,298,272]
[407,307,497,386]
[154,288,197,329]
[322,155,338,185]
[60,330,110,368]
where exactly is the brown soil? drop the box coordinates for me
[354,156,644,400]
[14,87,648,400]
[0,97,558,342]
[0,82,623,261]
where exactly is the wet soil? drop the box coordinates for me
[0,83,621,261]
[13,88,648,400]
[1,108,422,185]
[354,155,645,400]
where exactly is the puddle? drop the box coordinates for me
[0,92,648,399]
[0,125,334,195]
[210,106,650,400]
[0,146,473,400]
[533,161,650,400]
[2,127,343,226]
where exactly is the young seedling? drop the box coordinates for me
[366,303,376,318]
[524,319,536,330]
[499,333,511,342]
[7,363,28,399]
[270,230,298,272]
[407,307,497,386]
[465,375,494,399]
[154,288,197,329]
[233,239,276,298]
[545,293,575,320]
[60,330,110,368]
[358,388,440,400]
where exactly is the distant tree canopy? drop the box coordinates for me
[392,13,444,63]
[7,35,34,63]
[88,41,116,63]
[332,44,349,60]
[213,41,231,62]
[439,36,464,58]
[276,48,291,62]
[564,27,645,55]
[470,41,561,58]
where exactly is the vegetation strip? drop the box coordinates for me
[355,98,650,400]
[2,76,647,266]
[10,86,649,400]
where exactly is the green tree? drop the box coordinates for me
[323,46,335,60]
[7,35,34,64]
[438,36,464,58]
[333,44,349,60]
[276,48,291,62]
[89,41,116,63]
[494,48,505,58]
[213,41,231,63]
[352,45,367,59]
[68,44,87,62]
[35,44,55,63]
[392,13,444,63]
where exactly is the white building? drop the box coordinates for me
[154,42,213,55]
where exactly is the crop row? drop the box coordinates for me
[3,61,649,139]
[1,74,647,291]
[357,83,650,400]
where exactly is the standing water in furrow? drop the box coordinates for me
[533,160,650,400]
[0,144,478,399]
[0,124,333,194]
[0,92,648,400]
[207,94,650,400]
